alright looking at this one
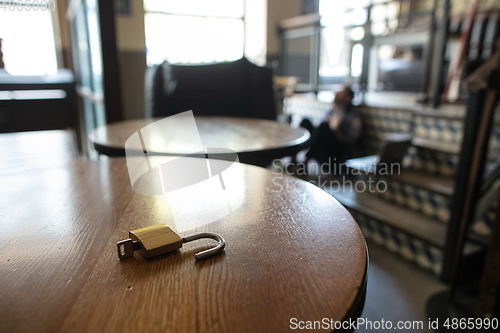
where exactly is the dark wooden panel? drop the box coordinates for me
[0,99,74,133]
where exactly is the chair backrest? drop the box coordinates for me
[145,58,276,120]
[377,133,412,167]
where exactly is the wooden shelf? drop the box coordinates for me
[347,162,455,196]
[412,137,461,155]
[389,170,455,197]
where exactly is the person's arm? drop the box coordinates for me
[328,112,342,131]
[325,105,338,122]
[336,107,361,142]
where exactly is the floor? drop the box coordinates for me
[357,241,447,332]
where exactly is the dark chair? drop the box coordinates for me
[145,57,276,120]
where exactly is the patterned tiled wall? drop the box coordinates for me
[351,211,443,276]
[360,107,412,154]
[352,207,488,276]
[403,147,459,177]
[413,115,464,145]
[358,175,494,237]
[370,177,451,222]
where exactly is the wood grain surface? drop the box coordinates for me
[0,158,366,333]
[0,130,78,175]
[89,117,310,166]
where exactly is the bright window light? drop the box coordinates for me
[144,0,245,65]
[319,0,369,27]
[319,0,368,79]
[351,44,363,77]
[144,0,244,18]
[0,9,57,75]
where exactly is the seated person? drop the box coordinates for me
[299,87,362,165]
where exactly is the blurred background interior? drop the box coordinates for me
[2,0,500,331]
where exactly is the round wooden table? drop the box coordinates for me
[0,158,367,332]
[89,117,310,166]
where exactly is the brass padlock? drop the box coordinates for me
[117,224,225,261]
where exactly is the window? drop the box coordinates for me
[370,1,400,36]
[0,6,57,75]
[318,0,368,86]
[144,0,245,65]
[280,0,433,92]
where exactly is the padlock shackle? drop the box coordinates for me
[182,232,226,261]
